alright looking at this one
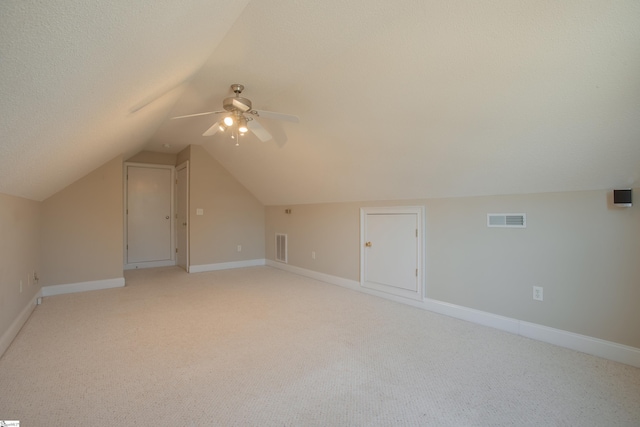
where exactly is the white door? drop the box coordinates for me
[361,207,424,300]
[176,163,189,271]
[126,165,174,268]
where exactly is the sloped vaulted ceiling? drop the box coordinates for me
[2,1,640,204]
[0,0,250,201]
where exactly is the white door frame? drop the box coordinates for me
[123,162,176,270]
[175,161,189,271]
[360,206,425,300]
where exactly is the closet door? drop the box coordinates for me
[126,165,174,268]
[361,207,424,300]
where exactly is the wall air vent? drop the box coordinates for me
[275,233,288,263]
[487,213,526,228]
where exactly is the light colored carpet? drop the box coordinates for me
[1,266,639,426]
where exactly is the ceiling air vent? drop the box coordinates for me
[487,213,526,228]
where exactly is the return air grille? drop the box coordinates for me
[487,213,526,228]
[275,233,288,263]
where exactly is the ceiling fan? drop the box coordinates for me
[171,84,299,144]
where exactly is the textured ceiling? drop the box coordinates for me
[0,0,250,201]
[2,1,640,204]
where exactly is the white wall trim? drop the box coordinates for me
[422,299,520,335]
[265,262,640,368]
[518,321,640,368]
[175,161,189,271]
[0,290,42,358]
[41,277,125,297]
[189,259,265,273]
[266,260,360,289]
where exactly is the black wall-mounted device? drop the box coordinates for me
[613,189,632,207]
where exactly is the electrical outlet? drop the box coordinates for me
[312,251,316,259]
[533,286,543,301]
[237,245,242,252]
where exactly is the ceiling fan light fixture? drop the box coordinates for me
[238,116,248,133]
[172,84,296,145]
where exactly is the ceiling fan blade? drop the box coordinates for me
[247,119,273,142]
[251,109,299,123]
[172,110,224,120]
[202,121,221,136]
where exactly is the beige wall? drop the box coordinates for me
[176,145,190,167]
[2,146,263,347]
[0,193,41,337]
[127,150,177,166]
[266,189,640,348]
[188,145,265,266]
[41,156,123,286]
[266,202,361,280]
[128,145,264,267]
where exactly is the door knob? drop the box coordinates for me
[165,216,170,219]
[365,241,372,247]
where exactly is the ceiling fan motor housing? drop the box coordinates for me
[223,96,252,113]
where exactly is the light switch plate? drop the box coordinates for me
[196,208,204,216]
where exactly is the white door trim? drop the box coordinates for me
[360,206,425,300]
[176,161,189,271]
[123,162,176,270]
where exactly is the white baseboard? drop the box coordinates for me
[41,277,125,297]
[266,260,360,289]
[0,290,42,358]
[518,321,640,368]
[422,299,521,335]
[266,261,640,368]
[189,259,265,273]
